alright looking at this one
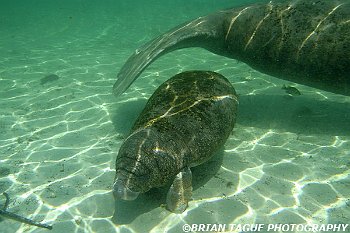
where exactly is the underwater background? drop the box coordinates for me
[0,0,349,232]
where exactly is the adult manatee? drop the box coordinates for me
[113,0,350,96]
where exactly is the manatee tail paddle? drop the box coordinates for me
[112,13,227,97]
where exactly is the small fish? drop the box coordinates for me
[40,74,60,85]
[282,84,301,96]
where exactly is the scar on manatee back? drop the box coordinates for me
[40,74,60,85]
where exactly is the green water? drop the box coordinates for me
[0,0,349,233]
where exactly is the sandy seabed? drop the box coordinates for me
[0,1,349,232]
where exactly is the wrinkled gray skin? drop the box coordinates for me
[113,0,350,96]
[113,71,238,212]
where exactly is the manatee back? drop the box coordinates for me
[132,70,238,167]
[223,0,350,93]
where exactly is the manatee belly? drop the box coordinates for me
[113,71,238,202]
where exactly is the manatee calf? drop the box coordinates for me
[113,71,238,213]
[113,0,350,96]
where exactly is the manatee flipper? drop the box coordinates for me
[166,167,193,213]
[113,13,227,96]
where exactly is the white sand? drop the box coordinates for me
[0,1,349,233]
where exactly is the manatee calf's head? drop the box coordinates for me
[113,128,180,201]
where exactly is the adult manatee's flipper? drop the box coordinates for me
[166,167,193,213]
[113,13,228,96]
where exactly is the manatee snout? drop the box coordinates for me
[113,177,140,200]
[113,129,182,204]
